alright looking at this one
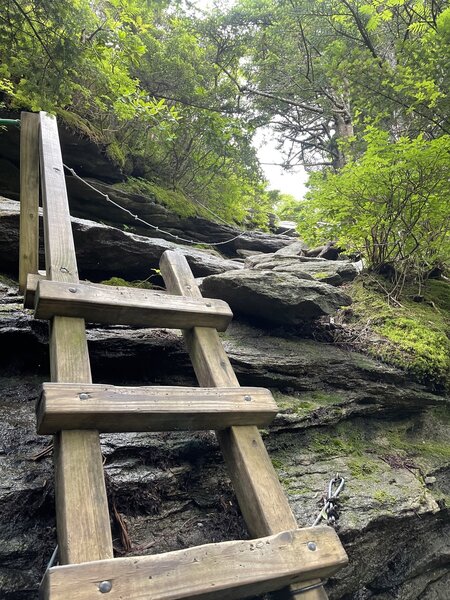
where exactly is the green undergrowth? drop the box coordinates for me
[343,277,450,389]
[100,276,155,290]
[59,109,128,168]
[114,177,202,219]
[58,109,104,146]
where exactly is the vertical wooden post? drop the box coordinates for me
[19,112,40,292]
[160,251,328,600]
[39,112,113,564]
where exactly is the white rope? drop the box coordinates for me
[63,164,258,247]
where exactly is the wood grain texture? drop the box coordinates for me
[37,383,278,433]
[41,527,348,600]
[19,112,40,292]
[160,251,295,532]
[24,272,45,308]
[159,250,339,600]
[40,112,79,283]
[34,279,233,331]
[39,111,113,564]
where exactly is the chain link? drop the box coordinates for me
[312,474,345,527]
[63,164,296,247]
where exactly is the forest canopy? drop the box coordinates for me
[0,0,449,274]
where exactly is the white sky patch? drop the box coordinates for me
[254,128,308,200]
[185,0,309,199]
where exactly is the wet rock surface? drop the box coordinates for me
[1,275,449,599]
[0,120,295,256]
[65,175,295,256]
[0,269,449,598]
[200,269,353,325]
[0,125,295,257]
[243,243,360,287]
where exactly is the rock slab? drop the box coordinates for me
[0,197,241,281]
[201,269,352,325]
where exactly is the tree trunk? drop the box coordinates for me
[330,111,354,170]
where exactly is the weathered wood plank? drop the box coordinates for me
[160,251,297,532]
[24,272,45,308]
[39,111,113,564]
[37,383,278,433]
[34,279,233,331]
[25,272,120,308]
[160,250,338,600]
[41,527,348,600]
[19,112,40,292]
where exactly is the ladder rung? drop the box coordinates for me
[37,383,278,434]
[40,527,348,600]
[32,280,233,331]
[24,272,49,308]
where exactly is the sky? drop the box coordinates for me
[253,128,308,200]
[191,0,309,200]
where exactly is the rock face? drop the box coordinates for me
[64,177,295,256]
[0,197,242,280]
[242,242,361,287]
[249,256,359,286]
[0,122,296,257]
[0,143,449,600]
[201,269,353,325]
[0,277,449,600]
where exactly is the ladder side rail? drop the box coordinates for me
[39,111,113,564]
[160,250,329,600]
[19,112,40,292]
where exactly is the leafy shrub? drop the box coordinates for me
[298,129,450,290]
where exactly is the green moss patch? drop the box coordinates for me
[100,276,155,290]
[115,177,200,219]
[273,390,346,416]
[342,276,450,389]
[304,414,450,475]
[57,109,104,145]
[385,421,450,461]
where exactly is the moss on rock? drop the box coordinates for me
[100,276,155,289]
[342,276,450,389]
[114,177,200,219]
[273,390,346,417]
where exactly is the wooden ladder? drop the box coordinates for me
[19,111,347,600]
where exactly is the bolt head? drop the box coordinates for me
[68,287,77,293]
[307,541,317,551]
[244,395,252,401]
[98,580,112,593]
[79,393,89,400]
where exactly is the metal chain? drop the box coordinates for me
[40,545,58,587]
[288,579,329,596]
[312,474,345,527]
[63,164,296,247]
[285,475,345,596]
